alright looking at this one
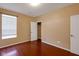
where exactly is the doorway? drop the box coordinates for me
[37,22,41,41]
[31,22,37,41]
[31,22,41,41]
[70,15,79,55]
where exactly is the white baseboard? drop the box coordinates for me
[0,40,30,49]
[0,39,37,49]
[0,40,78,55]
[42,41,70,51]
[42,40,79,55]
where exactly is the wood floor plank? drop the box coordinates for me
[0,40,78,56]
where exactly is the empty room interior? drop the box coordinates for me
[0,3,79,56]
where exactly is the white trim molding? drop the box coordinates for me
[0,40,30,49]
[42,40,70,51]
[2,35,16,39]
[42,40,78,55]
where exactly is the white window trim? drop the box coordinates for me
[2,14,17,39]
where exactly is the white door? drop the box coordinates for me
[31,22,37,41]
[70,15,79,55]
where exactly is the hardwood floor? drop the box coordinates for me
[0,40,78,56]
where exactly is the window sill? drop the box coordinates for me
[2,35,17,39]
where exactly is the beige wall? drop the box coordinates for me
[35,4,79,49]
[0,8,33,48]
[0,4,79,50]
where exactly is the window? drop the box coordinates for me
[2,14,17,39]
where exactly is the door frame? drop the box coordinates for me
[30,21,37,41]
[30,21,42,41]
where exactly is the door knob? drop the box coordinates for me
[70,34,74,37]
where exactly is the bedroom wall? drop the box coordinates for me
[0,8,33,48]
[35,4,79,49]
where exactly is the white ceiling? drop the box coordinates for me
[0,3,72,17]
